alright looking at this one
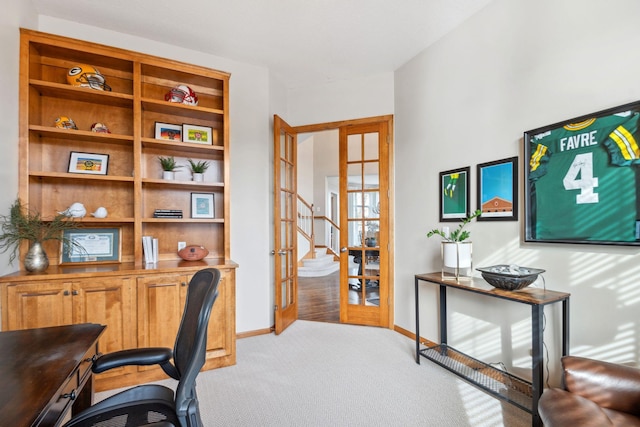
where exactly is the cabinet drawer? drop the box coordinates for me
[39,369,79,427]
[79,343,99,385]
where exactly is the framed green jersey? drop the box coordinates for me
[524,100,640,245]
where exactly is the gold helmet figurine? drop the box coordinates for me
[67,64,112,91]
[54,116,78,130]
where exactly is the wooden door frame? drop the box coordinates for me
[292,115,395,328]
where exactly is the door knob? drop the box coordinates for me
[278,250,287,255]
[340,247,347,253]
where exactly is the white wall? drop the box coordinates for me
[286,72,394,125]
[31,16,274,334]
[395,0,640,382]
[0,1,38,276]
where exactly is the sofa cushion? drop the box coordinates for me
[539,388,614,427]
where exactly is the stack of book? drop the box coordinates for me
[153,209,183,218]
[142,235,158,264]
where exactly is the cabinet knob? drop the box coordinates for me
[72,290,79,296]
[63,290,70,296]
[181,282,187,286]
[62,390,77,401]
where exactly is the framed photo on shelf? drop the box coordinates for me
[477,156,518,221]
[191,192,215,219]
[182,124,213,145]
[155,122,182,141]
[525,100,640,245]
[60,227,121,264]
[439,166,470,222]
[68,152,109,175]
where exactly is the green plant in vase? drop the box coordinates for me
[187,159,210,182]
[0,199,82,272]
[426,209,481,242]
[158,156,182,180]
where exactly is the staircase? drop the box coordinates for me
[298,249,340,277]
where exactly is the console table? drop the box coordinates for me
[0,323,105,427]
[414,272,570,427]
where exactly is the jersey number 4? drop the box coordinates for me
[563,152,599,204]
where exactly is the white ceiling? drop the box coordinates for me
[31,0,492,88]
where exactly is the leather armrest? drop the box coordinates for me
[562,356,640,415]
[92,347,173,374]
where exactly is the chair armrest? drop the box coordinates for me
[92,347,172,374]
[562,355,640,415]
[539,388,614,427]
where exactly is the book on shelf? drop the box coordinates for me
[142,235,158,264]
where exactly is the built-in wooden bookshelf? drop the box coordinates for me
[0,29,237,391]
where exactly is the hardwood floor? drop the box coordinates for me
[298,271,380,323]
[298,271,340,323]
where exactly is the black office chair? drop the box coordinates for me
[64,268,222,427]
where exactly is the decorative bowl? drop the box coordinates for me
[476,265,545,291]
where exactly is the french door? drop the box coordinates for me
[339,121,390,327]
[273,115,393,331]
[273,115,298,334]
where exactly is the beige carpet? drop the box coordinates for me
[98,320,530,426]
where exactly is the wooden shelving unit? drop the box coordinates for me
[0,29,238,391]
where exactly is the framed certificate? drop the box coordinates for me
[60,228,121,264]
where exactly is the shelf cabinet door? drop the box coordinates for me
[5,281,73,330]
[136,274,188,372]
[204,268,236,368]
[72,277,136,380]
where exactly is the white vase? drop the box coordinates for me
[192,173,204,182]
[441,241,472,281]
[162,171,175,180]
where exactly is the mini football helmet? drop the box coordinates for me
[91,122,111,133]
[67,64,112,91]
[164,84,198,106]
[54,116,78,130]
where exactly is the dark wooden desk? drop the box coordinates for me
[415,273,570,427]
[0,323,105,427]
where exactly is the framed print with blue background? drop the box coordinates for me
[477,156,518,221]
[525,100,640,245]
[439,166,470,222]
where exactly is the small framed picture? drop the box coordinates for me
[477,156,518,221]
[439,166,470,222]
[182,124,213,145]
[60,227,121,264]
[191,192,215,218]
[68,151,109,175]
[155,122,182,141]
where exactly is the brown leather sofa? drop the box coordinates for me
[538,355,640,426]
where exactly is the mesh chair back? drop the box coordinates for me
[173,268,221,425]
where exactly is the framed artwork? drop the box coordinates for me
[155,122,182,141]
[68,152,109,175]
[182,124,213,145]
[477,157,518,221]
[524,100,640,245]
[60,228,121,264]
[191,192,215,219]
[439,166,470,222]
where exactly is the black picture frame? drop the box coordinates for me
[524,100,640,245]
[439,166,470,222]
[477,157,518,221]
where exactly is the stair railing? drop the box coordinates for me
[297,195,315,259]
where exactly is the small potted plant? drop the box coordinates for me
[158,156,182,180]
[0,199,82,272]
[187,159,210,182]
[427,209,481,279]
